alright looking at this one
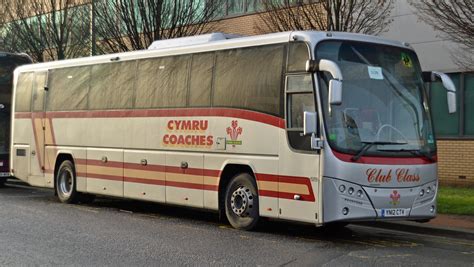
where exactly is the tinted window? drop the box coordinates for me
[288,42,310,72]
[213,44,285,116]
[90,61,136,110]
[136,55,190,108]
[189,53,214,107]
[15,72,34,112]
[48,66,90,111]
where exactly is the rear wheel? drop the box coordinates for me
[55,160,80,204]
[225,173,259,230]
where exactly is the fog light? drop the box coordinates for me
[348,187,354,195]
[339,185,346,193]
[419,189,425,197]
[342,207,349,215]
[430,205,435,213]
[426,187,431,194]
[357,190,363,197]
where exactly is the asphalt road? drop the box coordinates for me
[0,180,473,266]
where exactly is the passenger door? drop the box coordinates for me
[278,74,321,223]
[29,72,48,186]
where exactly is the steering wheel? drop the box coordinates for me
[375,124,409,143]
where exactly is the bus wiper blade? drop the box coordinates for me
[402,149,435,162]
[351,141,407,162]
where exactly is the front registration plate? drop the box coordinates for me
[381,208,410,217]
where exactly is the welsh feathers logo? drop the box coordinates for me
[390,190,401,206]
[226,120,243,147]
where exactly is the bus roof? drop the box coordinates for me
[14,31,412,73]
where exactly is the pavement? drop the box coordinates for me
[1,180,473,266]
[359,214,474,241]
[3,178,474,240]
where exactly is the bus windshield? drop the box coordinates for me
[317,41,436,158]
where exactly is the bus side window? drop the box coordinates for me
[15,72,34,112]
[89,61,135,110]
[136,55,190,109]
[189,53,214,107]
[32,72,47,112]
[286,75,316,152]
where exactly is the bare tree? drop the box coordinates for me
[1,0,90,62]
[410,0,473,70]
[93,0,224,53]
[258,0,394,35]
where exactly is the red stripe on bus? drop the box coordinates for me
[256,173,315,202]
[332,150,437,165]
[15,112,31,119]
[166,181,204,190]
[124,177,166,186]
[123,163,166,172]
[86,159,123,168]
[38,108,285,129]
[84,173,124,182]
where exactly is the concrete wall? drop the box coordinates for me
[380,0,461,73]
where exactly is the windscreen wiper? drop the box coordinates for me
[401,149,435,162]
[351,141,408,162]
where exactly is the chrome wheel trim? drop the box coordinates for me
[230,186,254,217]
[58,168,73,199]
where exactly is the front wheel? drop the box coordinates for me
[225,173,260,230]
[55,160,80,204]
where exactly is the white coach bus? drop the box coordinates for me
[10,31,456,229]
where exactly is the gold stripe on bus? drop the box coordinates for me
[279,183,310,195]
[124,169,165,181]
[76,164,87,174]
[44,119,55,145]
[87,165,123,177]
[166,173,203,184]
[257,180,278,192]
[203,176,220,186]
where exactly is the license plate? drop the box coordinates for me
[0,172,9,177]
[381,208,409,217]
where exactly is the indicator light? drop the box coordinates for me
[348,187,354,195]
[339,185,346,193]
[419,189,425,197]
[342,207,349,215]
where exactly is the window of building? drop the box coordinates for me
[429,72,474,138]
[464,73,474,136]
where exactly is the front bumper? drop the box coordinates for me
[323,177,437,223]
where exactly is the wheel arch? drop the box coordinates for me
[53,152,75,195]
[217,162,258,221]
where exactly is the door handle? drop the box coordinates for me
[181,161,188,169]
[140,159,148,166]
[101,156,108,163]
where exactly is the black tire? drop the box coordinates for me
[224,173,259,230]
[323,222,349,231]
[79,194,96,204]
[55,160,80,204]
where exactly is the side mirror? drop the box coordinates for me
[424,71,457,114]
[329,79,342,105]
[307,59,344,105]
[303,111,318,135]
